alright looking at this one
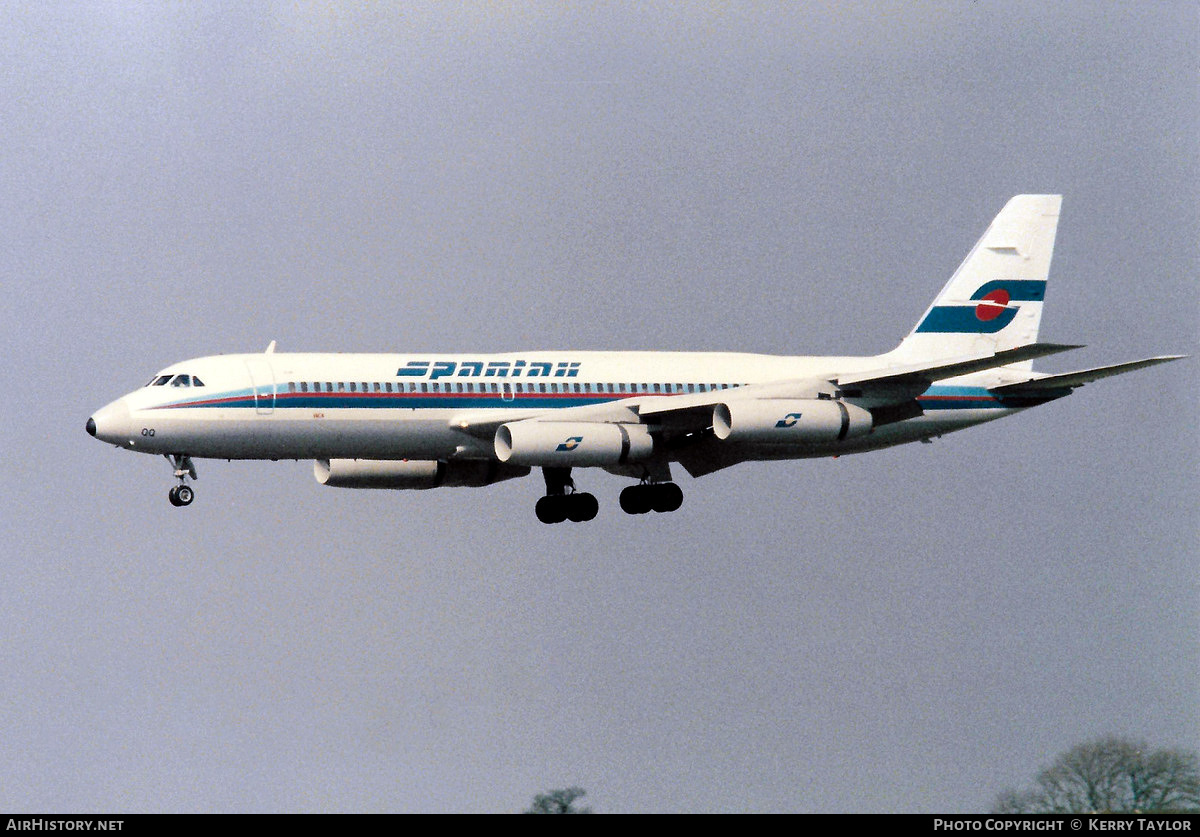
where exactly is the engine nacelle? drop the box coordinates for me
[495,421,654,467]
[314,458,530,490]
[713,399,873,444]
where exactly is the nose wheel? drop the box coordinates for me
[165,454,197,508]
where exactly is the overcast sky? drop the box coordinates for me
[2,1,1196,813]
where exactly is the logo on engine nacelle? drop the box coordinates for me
[555,436,583,452]
[775,413,803,428]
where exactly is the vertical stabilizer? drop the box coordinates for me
[890,195,1062,369]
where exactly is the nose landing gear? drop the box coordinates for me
[165,454,197,507]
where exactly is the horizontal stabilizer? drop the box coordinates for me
[988,355,1186,396]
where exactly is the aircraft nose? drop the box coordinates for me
[88,398,134,446]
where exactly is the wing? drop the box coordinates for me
[444,342,1093,477]
[833,342,1082,403]
[647,342,1084,476]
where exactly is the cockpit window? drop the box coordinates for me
[170,374,191,387]
[149,375,172,386]
[191,376,205,387]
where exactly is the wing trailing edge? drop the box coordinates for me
[836,342,1083,399]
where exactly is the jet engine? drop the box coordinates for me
[495,421,654,467]
[713,399,873,444]
[314,458,530,490]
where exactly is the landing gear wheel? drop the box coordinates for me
[651,482,683,513]
[621,483,682,515]
[168,484,194,507]
[536,495,568,524]
[536,466,599,524]
[619,485,652,515]
[566,492,599,522]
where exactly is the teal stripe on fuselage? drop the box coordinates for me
[918,385,1003,410]
[154,384,1052,414]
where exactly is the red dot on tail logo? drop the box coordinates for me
[975,288,1011,321]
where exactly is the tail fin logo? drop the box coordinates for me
[915,279,1045,334]
[974,288,1011,321]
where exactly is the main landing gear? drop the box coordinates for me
[536,467,598,524]
[534,467,684,522]
[619,480,683,515]
[165,453,197,507]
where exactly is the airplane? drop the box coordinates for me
[87,195,1183,523]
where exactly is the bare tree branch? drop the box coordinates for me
[993,737,1200,814]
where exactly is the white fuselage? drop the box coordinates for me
[88,350,1021,464]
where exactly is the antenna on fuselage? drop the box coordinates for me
[265,340,277,354]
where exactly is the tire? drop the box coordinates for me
[535,495,568,524]
[619,485,652,515]
[651,483,683,513]
[567,492,599,522]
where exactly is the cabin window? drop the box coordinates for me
[287,382,296,393]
